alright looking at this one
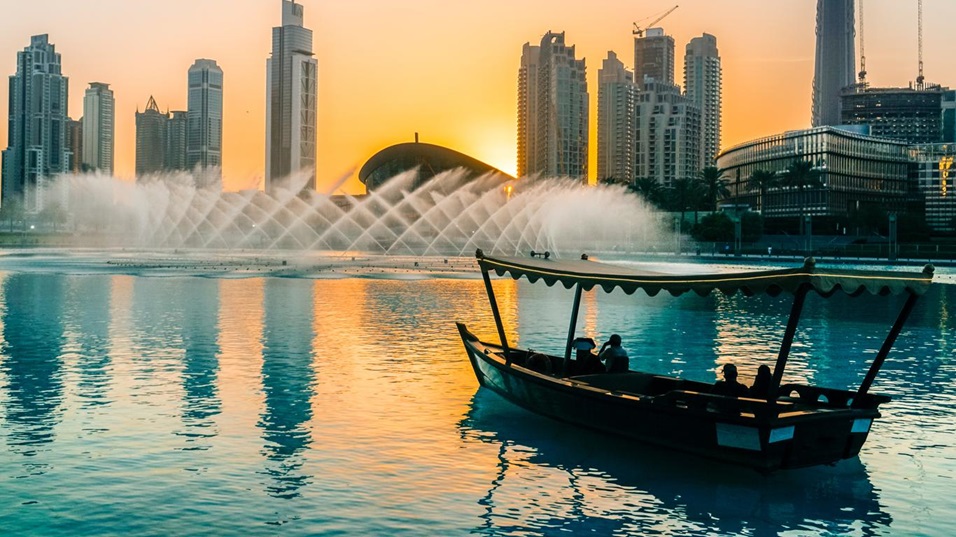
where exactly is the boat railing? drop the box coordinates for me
[777,383,890,410]
[653,389,794,420]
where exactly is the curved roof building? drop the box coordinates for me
[359,140,513,192]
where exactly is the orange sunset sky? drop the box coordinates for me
[1,0,953,194]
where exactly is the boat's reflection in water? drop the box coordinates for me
[459,389,891,536]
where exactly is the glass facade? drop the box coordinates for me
[909,143,956,233]
[82,82,114,174]
[186,59,223,183]
[596,52,636,183]
[530,32,588,182]
[841,85,945,144]
[717,127,910,228]
[266,0,318,192]
[2,34,70,211]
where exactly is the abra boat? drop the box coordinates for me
[456,250,934,472]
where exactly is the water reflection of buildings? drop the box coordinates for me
[259,278,317,499]
[179,279,222,444]
[63,276,112,408]
[1,274,66,455]
[460,390,891,535]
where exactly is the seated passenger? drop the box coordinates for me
[571,337,604,375]
[750,364,772,398]
[713,363,749,397]
[599,334,629,374]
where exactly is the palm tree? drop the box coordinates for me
[0,199,23,233]
[783,159,823,233]
[783,159,822,197]
[629,177,664,208]
[699,166,729,212]
[668,178,703,226]
[750,169,778,213]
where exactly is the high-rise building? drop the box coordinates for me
[634,28,675,89]
[167,111,188,171]
[597,51,636,183]
[136,96,189,178]
[841,85,946,144]
[187,59,223,184]
[517,43,540,178]
[811,0,855,127]
[635,78,700,189]
[526,31,588,181]
[684,34,722,168]
[66,118,83,173]
[136,96,169,177]
[1,34,70,211]
[943,90,956,144]
[82,82,114,174]
[266,0,318,192]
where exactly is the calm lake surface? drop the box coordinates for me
[0,254,953,536]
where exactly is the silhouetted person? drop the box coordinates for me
[750,364,772,398]
[599,334,629,373]
[713,363,749,397]
[571,337,604,375]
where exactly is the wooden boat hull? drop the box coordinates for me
[458,322,884,472]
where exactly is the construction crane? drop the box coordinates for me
[633,5,679,38]
[916,0,924,89]
[858,0,867,83]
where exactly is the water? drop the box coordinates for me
[41,171,663,255]
[0,257,953,536]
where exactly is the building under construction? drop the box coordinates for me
[841,84,947,144]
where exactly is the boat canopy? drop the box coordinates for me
[476,252,934,298]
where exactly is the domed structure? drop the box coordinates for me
[359,140,513,192]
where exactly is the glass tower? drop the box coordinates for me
[811,0,855,127]
[82,82,114,174]
[684,34,722,168]
[2,34,70,211]
[597,51,636,184]
[528,31,588,181]
[187,59,223,186]
[265,0,318,192]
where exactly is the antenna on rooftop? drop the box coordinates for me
[858,0,867,84]
[916,0,924,90]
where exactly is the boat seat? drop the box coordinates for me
[572,372,671,396]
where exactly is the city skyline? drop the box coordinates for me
[1,0,953,194]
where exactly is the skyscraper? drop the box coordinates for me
[82,82,114,174]
[597,51,636,183]
[135,96,168,177]
[634,28,675,89]
[66,118,83,173]
[684,34,722,168]
[266,0,318,192]
[187,59,223,184]
[520,31,588,181]
[635,78,700,189]
[135,96,189,179]
[517,43,540,178]
[2,34,70,211]
[167,111,188,171]
[811,0,855,127]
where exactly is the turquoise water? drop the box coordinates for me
[0,259,953,535]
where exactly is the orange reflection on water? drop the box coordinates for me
[216,278,266,438]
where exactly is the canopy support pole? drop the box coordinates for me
[770,285,809,398]
[562,283,584,377]
[855,291,920,403]
[481,265,511,362]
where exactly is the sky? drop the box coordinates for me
[0,0,953,194]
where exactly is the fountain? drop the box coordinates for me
[37,168,668,258]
